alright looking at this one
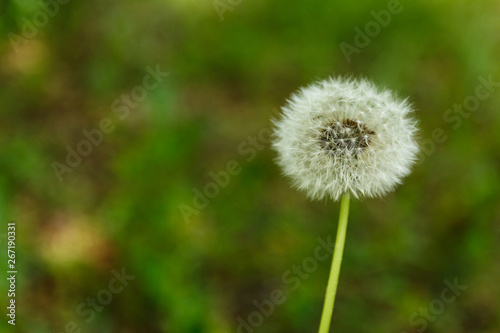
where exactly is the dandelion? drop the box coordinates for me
[272,77,419,333]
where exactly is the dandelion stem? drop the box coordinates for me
[318,193,350,333]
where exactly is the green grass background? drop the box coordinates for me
[1,0,499,332]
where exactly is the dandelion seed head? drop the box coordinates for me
[272,77,419,201]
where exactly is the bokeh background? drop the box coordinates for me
[1,0,500,332]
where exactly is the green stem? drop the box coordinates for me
[318,194,350,333]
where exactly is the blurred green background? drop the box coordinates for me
[1,0,500,332]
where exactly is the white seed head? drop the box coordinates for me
[272,77,419,201]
